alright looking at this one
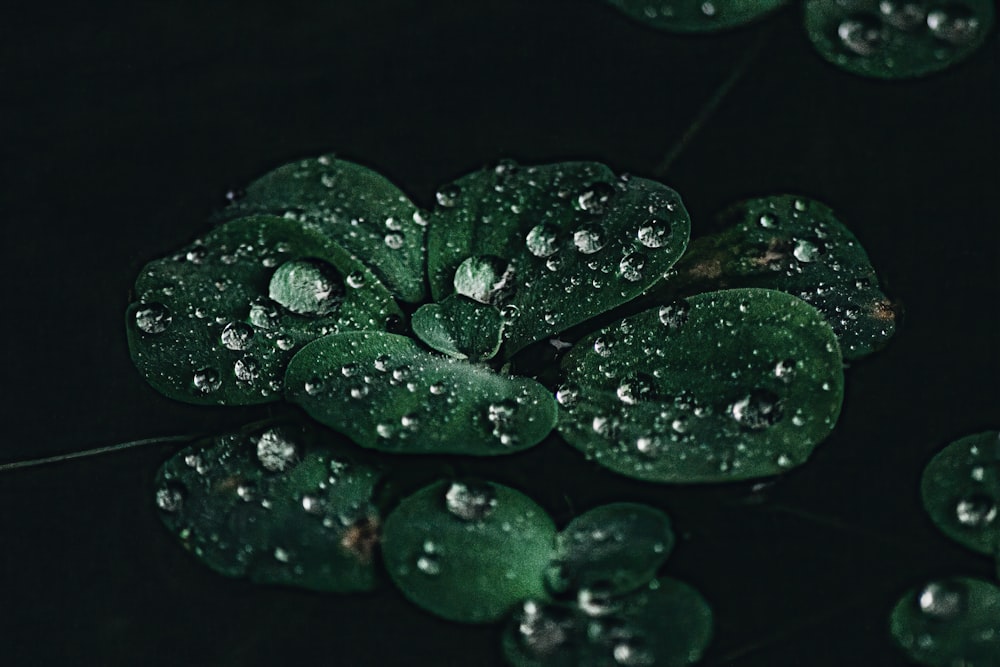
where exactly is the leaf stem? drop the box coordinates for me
[0,435,200,472]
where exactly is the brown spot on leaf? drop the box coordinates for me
[340,513,381,564]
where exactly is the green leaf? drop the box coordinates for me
[411,295,505,361]
[921,431,1000,556]
[503,577,713,667]
[890,577,1000,667]
[607,0,789,32]
[660,195,895,360]
[381,480,557,623]
[219,155,428,303]
[804,0,995,79]
[127,215,400,405]
[558,288,844,483]
[155,421,385,593]
[427,161,690,355]
[547,503,674,596]
[285,331,558,455]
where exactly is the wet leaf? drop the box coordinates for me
[607,0,789,32]
[427,160,690,356]
[155,421,385,592]
[558,288,844,483]
[381,480,557,623]
[805,0,995,79]
[218,155,428,302]
[921,431,1000,556]
[411,295,505,361]
[547,503,674,596]
[661,195,895,359]
[891,577,1000,667]
[128,215,400,405]
[503,577,713,667]
[285,331,558,455]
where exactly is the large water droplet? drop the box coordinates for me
[135,303,172,334]
[730,390,783,430]
[657,300,690,329]
[234,356,260,382]
[192,368,222,394]
[155,485,184,512]
[619,252,646,282]
[444,481,498,522]
[526,223,560,258]
[573,223,607,254]
[927,4,981,44]
[576,182,616,215]
[838,14,884,56]
[436,184,461,208]
[637,218,672,248]
[268,259,345,316]
[918,580,967,620]
[616,374,656,405]
[256,428,299,472]
[453,255,513,304]
[248,298,281,329]
[793,239,822,263]
[878,0,926,30]
[954,493,997,527]
[220,321,254,351]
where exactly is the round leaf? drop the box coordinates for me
[662,195,896,359]
[381,480,557,623]
[607,0,789,32]
[285,331,558,455]
[547,503,674,596]
[891,577,1000,667]
[805,0,995,79]
[128,215,400,405]
[504,578,713,667]
[427,161,690,355]
[219,155,428,302]
[411,295,505,361]
[155,421,385,592]
[558,288,844,483]
[921,431,1000,556]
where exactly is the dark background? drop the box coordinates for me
[2,2,997,665]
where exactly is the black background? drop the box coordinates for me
[2,2,997,666]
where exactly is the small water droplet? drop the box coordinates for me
[256,428,299,472]
[927,5,981,44]
[416,554,441,575]
[658,300,690,329]
[793,239,821,263]
[135,303,172,334]
[573,223,607,254]
[878,0,926,30]
[384,232,405,249]
[233,356,259,382]
[918,580,967,620]
[526,223,560,258]
[758,213,778,229]
[220,321,254,351]
[576,182,615,215]
[556,384,580,407]
[444,481,498,521]
[619,252,646,282]
[616,374,656,405]
[730,390,783,430]
[192,368,222,394]
[249,298,281,329]
[774,358,797,381]
[637,218,672,248]
[577,584,617,617]
[346,271,366,289]
[955,493,997,527]
[436,184,461,208]
[838,14,884,56]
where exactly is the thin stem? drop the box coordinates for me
[764,503,928,553]
[652,26,772,178]
[0,435,199,472]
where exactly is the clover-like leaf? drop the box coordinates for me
[427,161,690,355]
[503,577,713,667]
[607,0,789,32]
[381,480,557,623]
[285,331,558,455]
[891,577,1000,667]
[805,0,995,79]
[218,155,428,303]
[661,195,895,359]
[155,420,384,592]
[547,503,674,596]
[921,431,1000,557]
[128,215,400,405]
[558,288,844,483]
[411,295,504,361]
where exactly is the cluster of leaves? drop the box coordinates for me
[606,0,995,79]
[130,154,896,663]
[890,431,1000,666]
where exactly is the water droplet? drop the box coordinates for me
[730,390,783,430]
[774,358,797,381]
[249,298,281,329]
[593,336,613,357]
[444,481,498,521]
[927,5,981,44]
[384,232,405,249]
[918,580,967,620]
[619,252,646,282]
[135,303,172,334]
[838,14,884,56]
[155,485,183,512]
[878,1,926,30]
[576,182,616,215]
[657,300,690,329]
[517,601,571,657]
[220,321,254,351]
[233,356,259,382]
[500,304,521,322]
[346,271,366,289]
[955,493,997,527]
[304,376,325,395]
[268,259,345,316]
[436,184,461,208]
[758,213,778,229]
[526,223,560,258]
[256,428,299,472]
[793,239,822,263]
[416,554,441,575]
[192,368,222,394]
[616,374,656,405]
[573,223,607,254]
[273,547,291,563]
[637,218,672,248]
[613,638,655,666]
[577,584,618,617]
[556,384,580,407]
[454,255,513,304]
